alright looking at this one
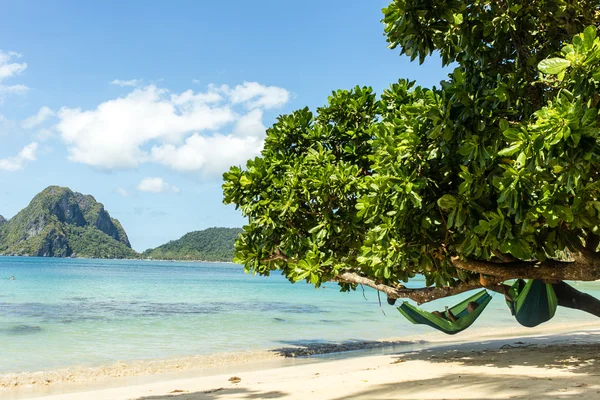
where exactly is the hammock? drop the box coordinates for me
[506,279,558,327]
[397,290,492,335]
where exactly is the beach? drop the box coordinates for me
[2,258,600,399]
[3,325,600,400]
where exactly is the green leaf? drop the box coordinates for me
[538,58,571,75]
[583,26,597,49]
[502,129,521,141]
[498,143,522,156]
[516,152,527,168]
[452,13,463,25]
[239,175,253,186]
[453,68,465,85]
[437,194,457,210]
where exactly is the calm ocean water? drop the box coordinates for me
[1,256,599,374]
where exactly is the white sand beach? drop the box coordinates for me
[3,325,600,400]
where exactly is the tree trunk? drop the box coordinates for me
[552,281,600,318]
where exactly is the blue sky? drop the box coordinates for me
[0,1,448,251]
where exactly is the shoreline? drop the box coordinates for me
[0,255,236,264]
[3,322,600,399]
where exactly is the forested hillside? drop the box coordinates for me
[143,227,242,261]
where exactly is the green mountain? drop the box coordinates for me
[0,186,135,258]
[143,227,242,261]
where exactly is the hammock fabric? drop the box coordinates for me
[506,279,558,327]
[397,290,492,335]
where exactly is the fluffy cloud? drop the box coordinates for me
[0,50,28,97]
[110,79,141,87]
[220,82,290,109]
[22,106,55,129]
[233,109,265,137]
[0,51,26,80]
[0,142,38,171]
[151,133,264,176]
[57,85,237,169]
[56,82,291,176]
[136,177,180,193]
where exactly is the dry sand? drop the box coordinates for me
[3,328,600,400]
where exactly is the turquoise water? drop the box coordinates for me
[0,256,599,374]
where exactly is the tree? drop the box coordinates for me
[223,1,600,318]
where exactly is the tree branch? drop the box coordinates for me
[451,251,600,281]
[261,249,289,263]
[552,281,600,318]
[332,272,504,305]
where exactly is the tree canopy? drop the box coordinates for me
[223,1,600,317]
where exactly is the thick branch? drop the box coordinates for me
[333,272,504,305]
[451,251,600,281]
[552,281,600,318]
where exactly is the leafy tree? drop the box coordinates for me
[223,1,600,317]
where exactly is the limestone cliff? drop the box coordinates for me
[0,186,135,258]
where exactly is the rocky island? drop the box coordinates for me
[0,186,134,258]
[0,186,241,261]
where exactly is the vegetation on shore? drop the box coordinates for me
[143,227,242,262]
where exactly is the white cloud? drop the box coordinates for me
[224,82,290,109]
[150,133,263,176]
[0,51,26,80]
[136,177,180,193]
[57,85,237,169]
[0,142,38,171]
[22,106,55,129]
[111,79,142,87]
[55,82,291,176]
[0,50,29,97]
[170,89,223,106]
[0,84,28,94]
[233,109,265,137]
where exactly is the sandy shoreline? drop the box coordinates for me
[3,324,600,399]
[0,340,419,392]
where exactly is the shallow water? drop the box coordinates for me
[0,256,599,374]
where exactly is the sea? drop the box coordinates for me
[1,256,599,374]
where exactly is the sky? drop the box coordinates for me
[0,1,449,252]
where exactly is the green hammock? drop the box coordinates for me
[506,279,558,327]
[397,290,492,335]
